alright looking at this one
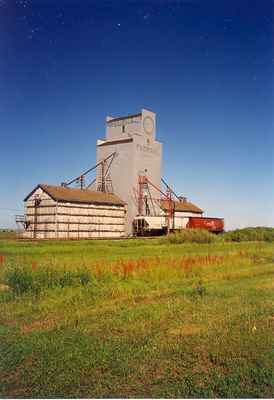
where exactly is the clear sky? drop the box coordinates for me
[0,0,273,230]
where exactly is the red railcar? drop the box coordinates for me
[187,217,224,233]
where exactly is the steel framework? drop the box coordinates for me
[136,175,181,234]
[61,152,116,192]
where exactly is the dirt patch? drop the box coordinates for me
[21,318,57,334]
[1,357,35,398]
[0,284,10,291]
[133,289,175,305]
[257,281,274,289]
[168,323,203,336]
[6,387,30,397]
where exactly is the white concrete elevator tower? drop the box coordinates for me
[96,109,162,235]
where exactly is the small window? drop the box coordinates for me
[122,125,125,133]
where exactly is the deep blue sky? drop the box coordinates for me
[0,0,273,229]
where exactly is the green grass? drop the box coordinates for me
[0,230,17,240]
[0,233,273,398]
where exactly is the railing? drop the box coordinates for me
[15,215,30,229]
[15,215,25,223]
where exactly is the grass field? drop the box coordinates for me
[0,230,17,240]
[0,232,273,398]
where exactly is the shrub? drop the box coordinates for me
[160,229,218,245]
[223,227,274,242]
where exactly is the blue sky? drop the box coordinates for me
[0,0,273,229]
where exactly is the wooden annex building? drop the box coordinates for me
[23,184,126,239]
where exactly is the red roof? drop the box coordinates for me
[161,199,203,214]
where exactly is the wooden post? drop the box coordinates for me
[55,201,58,239]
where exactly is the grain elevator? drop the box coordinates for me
[96,109,162,234]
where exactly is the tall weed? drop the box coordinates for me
[5,266,34,295]
[5,265,93,295]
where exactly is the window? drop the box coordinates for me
[122,125,125,133]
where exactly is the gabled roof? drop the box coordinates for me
[24,184,126,206]
[161,199,203,214]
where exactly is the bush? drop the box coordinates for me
[223,227,274,242]
[160,229,218,245]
